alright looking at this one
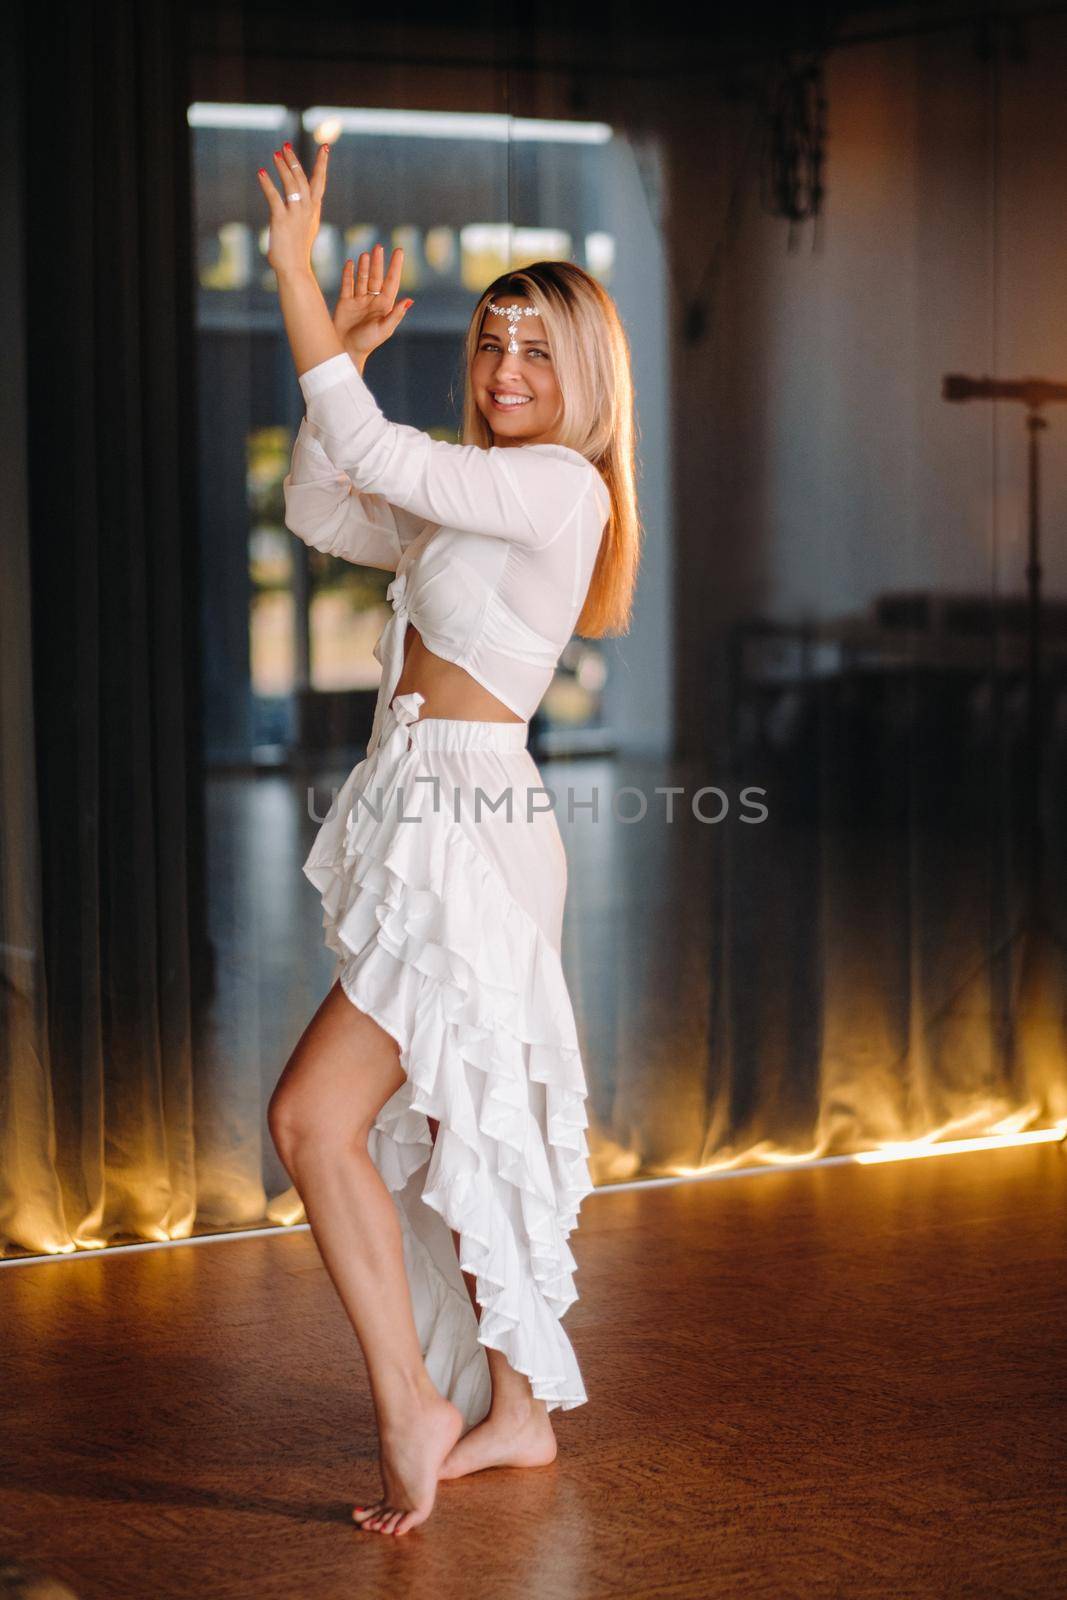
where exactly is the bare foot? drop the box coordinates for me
[352,1388,465,1536]
[437,1401,558,1481]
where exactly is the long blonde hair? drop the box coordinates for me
[458,261,641,638]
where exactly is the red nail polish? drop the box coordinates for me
[283,141,293,150]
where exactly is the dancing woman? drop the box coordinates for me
[257,140,639,1536]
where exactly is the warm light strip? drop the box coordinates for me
[658,1124,1066,1185]
[852,1126,1066,1163]
[302,107,613,143]
[0,1223,310,1268]
[2,1126,1063,1267]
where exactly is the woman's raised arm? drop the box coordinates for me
[297,353,602,552]
[258,142,415,381]
[257,142,602,555]
[282,418,431,572]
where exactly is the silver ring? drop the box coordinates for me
[368,289,381,295]
[286,192,302,202]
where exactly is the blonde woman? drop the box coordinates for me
[258,141,640,1537]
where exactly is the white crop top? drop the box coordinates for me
[283,351,611,753]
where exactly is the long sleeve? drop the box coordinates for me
[282,415,431,572]
[298,352,601,552]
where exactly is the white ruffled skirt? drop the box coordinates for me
[302,689,593,1427]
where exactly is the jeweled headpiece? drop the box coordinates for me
[487,300,541,355]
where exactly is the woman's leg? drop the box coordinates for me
[424,1114,559,1481]
[268,979,464,1536]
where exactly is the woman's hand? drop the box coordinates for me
[257,148,413,367]
[256,141,327,280]
[333,243,414,368]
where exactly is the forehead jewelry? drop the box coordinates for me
[487,301,540,355]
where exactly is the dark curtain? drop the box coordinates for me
[1,0,211,1253]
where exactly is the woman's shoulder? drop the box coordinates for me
[518,441,597,478]
[504,442,610,518]
[519,441,589,467]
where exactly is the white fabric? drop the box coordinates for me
[283,351,611,750]
[284,357,605,1417]
[303,691,592,1418]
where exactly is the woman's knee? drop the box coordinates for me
[269,985,406,1170]
[268,1068,368,1170]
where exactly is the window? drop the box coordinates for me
[192,102,626,764]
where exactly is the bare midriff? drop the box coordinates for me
[391,621,525,724]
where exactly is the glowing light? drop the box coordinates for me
[301,108,613,144]
[6,1124,1065,1265]
[586,231,616,278]
[853,1126,1066,1163]
[312,117,344,146]
[187,103,289,130]
[657,1123,1067,1187]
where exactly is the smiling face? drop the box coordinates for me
[471,297,564,448]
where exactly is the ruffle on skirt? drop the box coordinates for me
[302,696,594,1418]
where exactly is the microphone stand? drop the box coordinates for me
[943,375,1067,1092]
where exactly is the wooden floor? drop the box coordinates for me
[1,1142,1065,1600]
